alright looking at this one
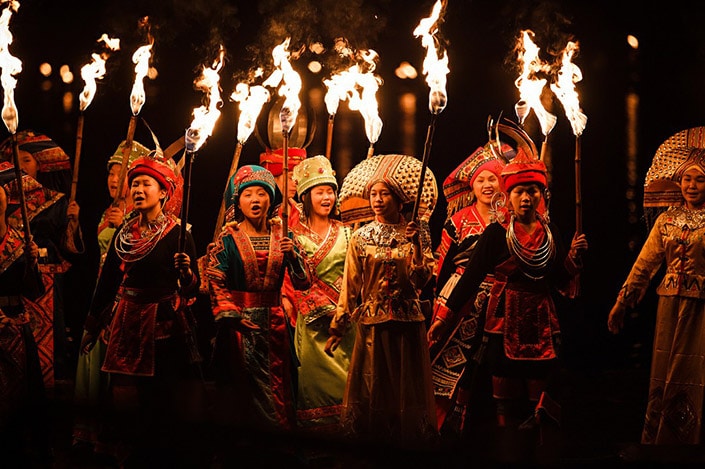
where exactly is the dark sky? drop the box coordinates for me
[7,0,705,367]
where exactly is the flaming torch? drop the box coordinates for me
[263,38,302,226]
[412,0,449,221]
[322,67,352,160]
[72,34,120,203]
[113,33,153,207]
[0,0,30,246]
[181,47,224,251]
[211,79,270,240]
[550,40,587,233]
[514,30,556,160]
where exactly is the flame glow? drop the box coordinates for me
[262,38,302,134]
[514,30,556,136]
[0,1,21,134]
[323,50,383,145]
[185,47,225,153]
[79,35,120,112]
[413,0,449,115]
[550,41,587,137]
[130,42,153,116]
[231,83,270,145]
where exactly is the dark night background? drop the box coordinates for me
[6,0,705,465]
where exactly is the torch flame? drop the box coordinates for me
[0,1,21,134]
[514,30,556,136]
[130,42,153,116]
[413,0,449,115]
[262,38,301,134]
[231,83,270,145]
[185,46,225,153]
[79,34,120,112]
[550,41,587,137]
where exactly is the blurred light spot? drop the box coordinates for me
[308,61,322,74]
[39,62,52,77]
[395,61,417,79]
[148,66,158,80]
[59,65,73,84]
[41,80,52,92]
[627,35,639,49]
[63,92,73,113]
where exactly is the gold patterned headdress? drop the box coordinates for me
[339,154,437,225]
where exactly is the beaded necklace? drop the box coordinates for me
[505,214,555,280]
[115,213,170,262]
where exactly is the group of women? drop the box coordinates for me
[3,120,705,466]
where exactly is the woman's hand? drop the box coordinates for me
[26,237,39,266]
[174,252,192,279]
[427,318,447,347]
[80,331,97,354]
[569,232,588,260]
[66,200,80,221]
[280,236,295,257]
[324,329,343,357]
[105,206,125,228]
[607,302,626,334]
[405,221,420,245]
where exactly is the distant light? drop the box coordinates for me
[395,61,417,79]
[309,42,325,55]
[63,92,73,113]
[308,61,322,74]
[59,64,73,84]
[39,62,52,77]
[41,80,52,92]
[627,35,639,50]
[148,66,158,80]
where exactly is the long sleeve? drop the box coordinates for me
[330,234,362,333]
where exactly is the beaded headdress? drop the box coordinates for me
[292,154,337,196]
[339,154,437,224]
[107,140,150,170]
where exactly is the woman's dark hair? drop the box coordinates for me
[299,183,340,221]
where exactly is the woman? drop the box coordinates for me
[71,139,150,452]
[430,142,508,434]
[428,149,587,439]
[325,155,438,448]
[0,130,84,382]
[206,164,310,433]
[0,184,50,465]
[608,145,705,445]
[290,155,354,432]
[79,150,201,464]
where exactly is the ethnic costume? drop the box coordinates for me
[290,155,355,432]
[332,154,439,447]
[81,150,201,462]
[72,140,149,450]
[0,218,51,464]
[207,165,310,432]
[442,149,581,429]
[430,142,507,431]
[0,130,85,383]
[614,130,705,444]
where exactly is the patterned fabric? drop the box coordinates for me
[259,147,306,177]
[339,154,437,224]
[106,140,150,170]
[0,130,71,173]
[290,218,354,432]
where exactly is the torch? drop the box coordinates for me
[514,30,556,161]
[72,35,119,203]
[550,40,587,233]
[211,82,270,241]
[0,1,30,245]
[412,0,449,221]
[180,47,224,252]
[263,38,302,227]
[323,72,346,160]
[112,39,153,208]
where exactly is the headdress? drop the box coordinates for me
[225,164,281,221]
[339,154,437,224]
[259,147,307,177]
[501,147,548,192]
[443,143,510,218]
[107,140,150,170]
[0,160,63,230]
[292,155,338,196]
[0,130,71,173]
